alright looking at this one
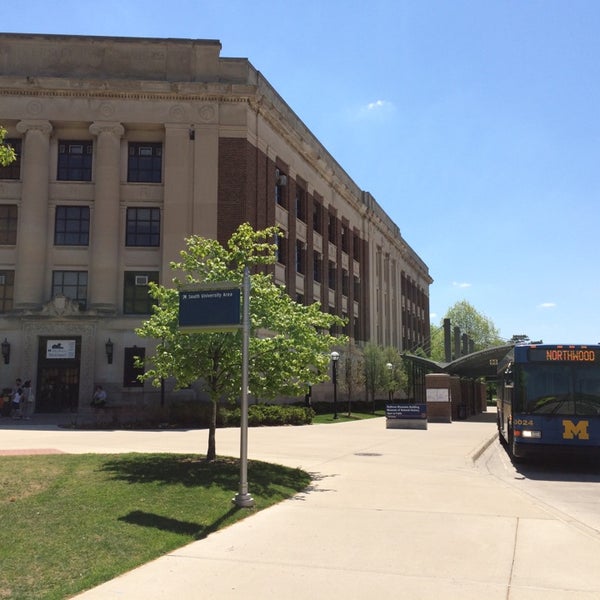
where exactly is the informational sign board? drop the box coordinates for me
[385,403,428,429]
[178,286,241,332]
[385,403,427,420]
[46,339,76,359]
[426,388,450,403]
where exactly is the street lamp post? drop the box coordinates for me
[386,362,393,402]
[331,351,340,420]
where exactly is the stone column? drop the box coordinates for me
[163,123,192,269]
[14,119,53,310]
[88,122,124,313]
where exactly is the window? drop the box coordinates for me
[341,225,348,253]
[126,207,161,247]
[296,186,306,222]
[276,234,286,265]
[328,213,336,243]
[313,251,322,283]
[54,206,89,246]
[275,169,287,207]
[0,139,21,180]
[0,270,14,312]
[328,260,336,290]
[353,233,361,261]
[58,141,93,181]
[128,143,162,183]
[342,269,349,296]
[313,202,322,234]
[295,240,305,274]
[52,271,87,310]
[0,205,18,245]
[123,271,159,314]
[123,346,145,387]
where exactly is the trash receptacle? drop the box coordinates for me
[458,405,467,419]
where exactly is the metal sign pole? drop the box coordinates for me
[234,266,254,508]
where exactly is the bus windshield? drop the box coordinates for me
[516,363,600,415]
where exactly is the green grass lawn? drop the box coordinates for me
[0,453,310,600]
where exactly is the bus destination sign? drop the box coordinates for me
[528,346,599,363]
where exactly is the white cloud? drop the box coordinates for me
[538,302,557,309]
[354,99,395,119]
[452,281,472,288]
[366,99,391,111]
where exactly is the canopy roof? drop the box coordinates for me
[404,344,514,380]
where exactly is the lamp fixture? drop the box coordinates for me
[105,338,114,364]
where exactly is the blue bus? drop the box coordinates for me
[497,344,600,459]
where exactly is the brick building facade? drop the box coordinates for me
[0,33,431,412]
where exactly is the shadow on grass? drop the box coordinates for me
[100,454,311,500]
[118,507,239,540]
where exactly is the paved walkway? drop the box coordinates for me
[3,412,600,599]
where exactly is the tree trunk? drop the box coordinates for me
[206,398,217,461]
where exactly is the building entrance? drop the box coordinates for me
[35,337,81,413]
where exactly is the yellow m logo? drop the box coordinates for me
[562,420,589,440]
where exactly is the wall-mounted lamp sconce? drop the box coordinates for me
[1,338,10,365]
[189,126,195,141]
[105,338,114,364]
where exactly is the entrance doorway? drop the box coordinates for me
[36,337,81,413]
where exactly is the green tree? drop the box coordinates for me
[0,127,16,167]
[363,342,385,410]
[445,300,503,350]
[136,223,345,461]
[382,346,407,401]
[428,300,504,361]
[338,340,364,416]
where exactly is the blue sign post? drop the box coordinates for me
[178,286,241,332]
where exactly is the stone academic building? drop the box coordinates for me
[0,33,431,413]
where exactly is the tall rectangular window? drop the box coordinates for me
[127,142,162,183]
[57,141,93,181]
[126,207,160,247]
[275,169,287,207]
[295,240,305,274]
[123,346,145,387]
[296,186,306,222]
[328,213,336,243]
[52,271,87,310]
[0,205,18,245]
[276,234,286,265]
[328,260,336,290]
[0,270,15,313]
[313,251,322,283]
[313,202,322,234]
[123,271,159,314]
[0,139,21,180]
[54,206,90,246]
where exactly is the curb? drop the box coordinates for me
[470,431,499,463]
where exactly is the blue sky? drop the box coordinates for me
[4,1,599,344]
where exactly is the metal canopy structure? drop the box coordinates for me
[403,344,515,380]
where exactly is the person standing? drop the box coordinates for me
[91,384,107,408]
[21,380,34,420]
[11,378,23,419]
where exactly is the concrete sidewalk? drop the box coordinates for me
[3,414,600,599]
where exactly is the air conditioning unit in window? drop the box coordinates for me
[135,275,149,286]
[275,169,287,186]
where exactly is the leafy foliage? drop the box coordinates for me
[0,126,16,167]
[136,223,345,459]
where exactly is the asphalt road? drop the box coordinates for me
[477,438,600,535]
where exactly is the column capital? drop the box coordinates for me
[16,119,53,136]
[89,121,125,137]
